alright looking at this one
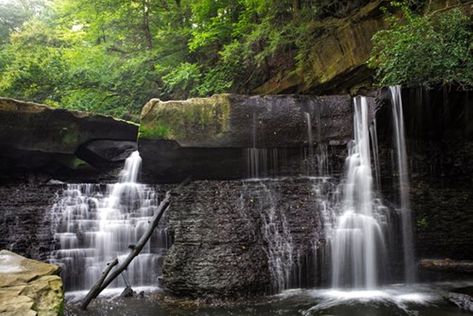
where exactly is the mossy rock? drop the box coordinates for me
[139,94,353,148]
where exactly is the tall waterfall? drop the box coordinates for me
[330,96,389,289]
[49,151,168,292]
[390,86,416,282]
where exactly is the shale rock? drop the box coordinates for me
[0,250,64,316]
[163,178,324,297]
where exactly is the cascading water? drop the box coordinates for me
[49,151,168,292]
[329,96,390,289]
[390,85,416,282]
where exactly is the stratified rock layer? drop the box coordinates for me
[254,1,386,95]
[0,184,60,260]
[163,178,325,297]
[0,250,64,316]
[139,94,353,182]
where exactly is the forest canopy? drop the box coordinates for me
[0,0,472,119]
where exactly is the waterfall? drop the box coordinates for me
[48,151,168,292]
[330,96,389,289]
[390,86,416,282]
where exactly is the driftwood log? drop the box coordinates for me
[80,178,190,310]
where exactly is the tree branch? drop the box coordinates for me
[80,178,191,310]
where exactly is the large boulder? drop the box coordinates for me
[0,97,138,182]
[138,94,353,182]
[0,250,64,316]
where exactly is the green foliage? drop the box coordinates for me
[139,124,172,139]
[0,0,387,118]
[369,4,473,88]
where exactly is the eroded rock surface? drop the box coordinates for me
[0,250,64,316]
[163,178,326,297]
[0,97,138,182]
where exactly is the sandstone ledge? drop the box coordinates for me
[0,250,64,316]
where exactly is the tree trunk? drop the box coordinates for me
[143,0,153,49]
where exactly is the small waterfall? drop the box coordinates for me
[330,96,389,289]
[49,151,167,292]
[241,180,295,292]
[390,86,416,282]
[306,112,329,176]
[259,183,294,291]
[370,118,381,190]
[306,112,315,171]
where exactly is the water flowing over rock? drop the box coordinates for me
[0,250,64,316]
[389,86,416,282]
[329,96,390,289]
[48,151,168,292]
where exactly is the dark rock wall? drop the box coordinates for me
[0,97,138,183]
[163,178,330,297]
[139,94,358,183]
[0,184,60,260]
[376,87,473,261]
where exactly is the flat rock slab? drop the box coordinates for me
[139,94,353,148]
[138,94,364,182]
[0,250,64,316]
[419,259,473,273]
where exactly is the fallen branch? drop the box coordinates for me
[81,178,190,310]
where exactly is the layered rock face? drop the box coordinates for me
[163,178,326,297]
[254,0,386,95]
[139,94,353,182]
[0,97,138,182]
[0,250,63,316]
[376,87,473,261]
[0,184,60,261]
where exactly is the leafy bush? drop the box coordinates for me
[369,5,473,88]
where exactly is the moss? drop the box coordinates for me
[60,127,79,147]
[139,94,231,142]
[416,217,428,231]
[59,156,90,170]
[139,124,172,139]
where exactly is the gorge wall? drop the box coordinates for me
[376,87,473,261]
[0,97,138,183]
[1,89,473,299]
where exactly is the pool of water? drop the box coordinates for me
[66,281,473,316]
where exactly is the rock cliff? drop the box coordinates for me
[0,97,138,183]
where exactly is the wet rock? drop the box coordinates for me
[0,250,64,316]
[162,178,324,297]
[0,97,138,182]
[139,94,353,182]
[419,259,473,273]
[0,184,60,260]
[448,292,473,312]
[76,140,137,168]
[121,286,134,298]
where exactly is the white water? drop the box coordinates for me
[330,96,389,289]
[390,85,416,282]
[242,180,295,291]
[49,151,168,292]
